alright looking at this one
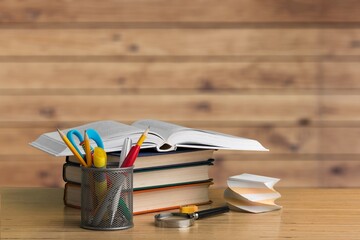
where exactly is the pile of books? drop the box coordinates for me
[31,119,267,215]
[63,148,215,214]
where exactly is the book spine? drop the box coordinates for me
[63,181,213,214]
[62,159,214,185]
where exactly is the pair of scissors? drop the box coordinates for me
[67,128,104,166]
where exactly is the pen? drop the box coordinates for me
[108,138,132,225]
[92,179,124,226]
[119,137,132,168]
[109,175,128,226]
[57,129,87,167]
[83,130,93,167]
[121,127,150,168]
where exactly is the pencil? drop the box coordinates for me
[136,126,150,146]
[57,129,87,167]
[83,130,92,167]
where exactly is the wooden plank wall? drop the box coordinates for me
[0,0,359,188]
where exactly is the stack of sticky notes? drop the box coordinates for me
[224,173,282,213]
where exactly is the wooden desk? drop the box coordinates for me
[1,188,360,239]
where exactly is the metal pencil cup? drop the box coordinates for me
[81,166,134,230]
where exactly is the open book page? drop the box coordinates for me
[132,119,187,140]
[30,120,162,156]
[134,119,268,151]
[132,119,188,151]
[31,119,268,156]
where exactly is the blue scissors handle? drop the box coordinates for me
[86,129,104,148]
[67,128,104,157]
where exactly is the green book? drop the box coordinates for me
[63,159,214,190]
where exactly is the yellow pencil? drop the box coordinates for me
[83,130,92,167]
[57,129,87,167]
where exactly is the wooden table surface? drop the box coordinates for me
[1,187,360,240]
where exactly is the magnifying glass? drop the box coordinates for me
[154,206,230,228]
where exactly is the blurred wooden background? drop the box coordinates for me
[0,0,359,188]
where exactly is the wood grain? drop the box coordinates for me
[319,127,360,154]
[2,188,360,240]
[0,62,319,91]
[0,29,319,56]
[319,160,360,187]
[0,95,317,123]
[322,62,360,89]
[1,62,359,91]
[320,95,360,121]
[0,0,359,23]
[0,156,63,187]
[0,29,358,57]
[0,0,358,188]
[0,28,360,62]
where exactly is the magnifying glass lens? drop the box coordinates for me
[155,213,193,228]
[155,206,229,228]
[162,215,188,221]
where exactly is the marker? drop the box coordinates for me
[57,129,87,167]
[121,127,150,168]
[93,147,107,203]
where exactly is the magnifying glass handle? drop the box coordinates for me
[194,206,230,220]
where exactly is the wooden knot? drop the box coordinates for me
[39,107,56,118]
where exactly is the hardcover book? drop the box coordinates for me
[30,119,268,156]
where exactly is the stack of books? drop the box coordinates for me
[30,119,268,215]
[63,148,215,214]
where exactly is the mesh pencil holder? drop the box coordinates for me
[80,166,134,230]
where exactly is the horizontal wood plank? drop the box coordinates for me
[0,62,319,91]
[0,156,63,187]
[0,0,359,23]
[0,95,317,123]
[0,29,357,57]
[1,62,360,91]
[319,128,360,154]
[319,160,360,187]
[320,95,360,121]
[0,29,321,56]
[322,62,360,89]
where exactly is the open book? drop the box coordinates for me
[30,119,268,156]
